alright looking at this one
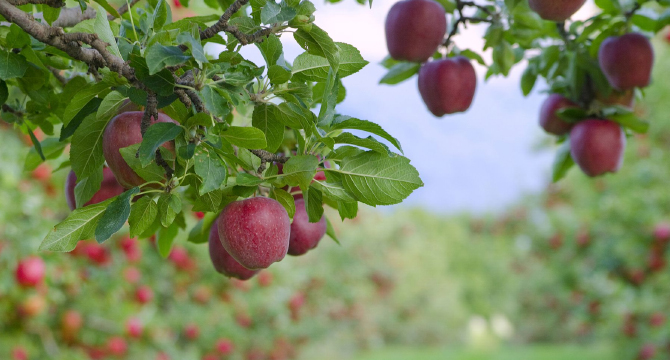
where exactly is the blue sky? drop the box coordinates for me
[218,0,600,213]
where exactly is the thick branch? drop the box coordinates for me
[8,0,63,7]
[50,0,139,28]
[250,150,286,173]
[197,0,277,45]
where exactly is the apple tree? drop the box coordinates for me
[381,0,668,180]
[0,0,424,273]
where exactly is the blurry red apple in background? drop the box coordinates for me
[539,94,577,136]
[418,57,477,116]
[599,33,654,91]
[569,119,625,177]
[385,0,446,62]
[16,256,45,287]
[528,0,586,21]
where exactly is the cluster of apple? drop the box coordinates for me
[64,109,327,282]
[384,0,477,117]
[531,0,654,177]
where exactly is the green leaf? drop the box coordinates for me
[145,44,191,75]
[0,80,7,105]
[267,65,292,84]
[192,189,223,212]
[129,52,176,97]
[24,138,67,171]
[42,5,61,25]
[336,151,422,206]
[70,109,111,179]
[74,167,103,208]
[177,32,208,66]
[200,86,230,118]
[25,126,45,161]
[325,216,339,244]
[194,146,227,195]
[220,126,267,149]
[188,212,218,244]
[333,133,392,155]
[292,43,367,81]
[0,50,29,80]
[129,196,159,238]
[270,188,295,218]
[236,173,264,186]
[379,62,420,85]
[282,155,318,189]
[120,144,173,183]
[153,0,168,30]
[95,187,139,243]
[294,26,339,73]
[261,1,296,24]
[97,91,127,121]
[62,81,110,126]
[256,34,283,66]
[305,186,323,223]
[330,116,403,153]
[39,199,113,252]
[252,103,284,153]
[337,200,358,220]
[552,140,574,182]
[156,222,180,258]
[94,5,123,59]
[60,99,102,141]
[139,122,183,167]
[158,193,182,227]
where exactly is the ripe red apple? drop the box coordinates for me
[569,119,625,177]
[216,197,290,270]
[385,0,446,62]
[107,336,128,356]
[528,0,586,21]
[548,233,563,250]
[184,323,200,340]
[31,163,51,182]
[539,94,577,135]
[65,167,125,210]
[194,211,205,220]
[123,267,141,284]
[418,57,477,116]
[192,285,212,304]
[11,347,28,360]
[599,33,654,91]
[102,111,178,188]
[135,285,154,304]
[168,246,195,272]
[209,220,259,280]
[257,271,273,287]
[650,312,665,327]
[15,256,45,287]
[653,223,670,244]
[126,317,143,338]
[215,339,234,356]
[647,253,666,272]
[119,236,141,263]
[638,344,655,360]
[20,294,46,317]
[288,199,327,256]
[83,243,111,266]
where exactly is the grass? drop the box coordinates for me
[354,344,614,360]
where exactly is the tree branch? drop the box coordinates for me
[197,0,277,45]
[48,0,139,28]
[8,0,63,7]
[250,150,286,173]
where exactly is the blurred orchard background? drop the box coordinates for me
[3,0,670,359]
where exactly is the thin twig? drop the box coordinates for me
[250,150,286,173]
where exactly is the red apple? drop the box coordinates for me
[418,57,477,116]
[184,323,200,340]
[16,256,45,287]
[599,33,654,91]
[65,167,125,210]
[31,163,51,182]
[569,119,625,177]
[528,0,586,22]
[209,220,259,280]
[20,294,46,317]
[650,312,665,327]
[11,347,28,360]
[61,310,83,341]
[135,285,154,304]
[288,199,327,256]
[126,317,143,338]
[83,243,111,266]
[107,336,128,356]
[539,94,577,135]
[123,267,141,284]
[385,0,446,62]
[257,271,273,287]
[102,111,178,188]
[216,197,290,270]
[119,236,142,263]
[215,338,235,356]
[653,222,670,244]
[638,344,655,360]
